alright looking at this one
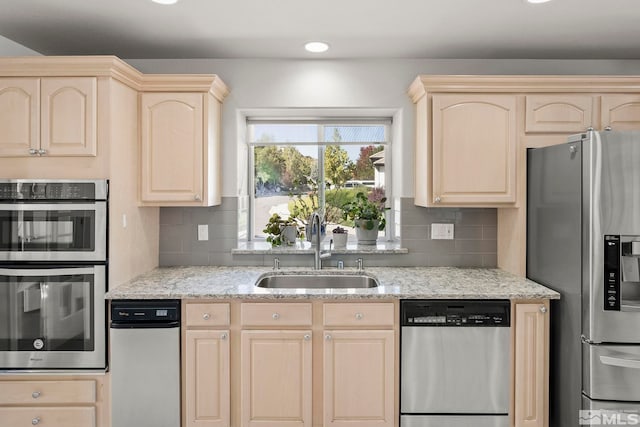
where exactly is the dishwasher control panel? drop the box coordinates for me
[401,300,510,327]
[111,300,180,327]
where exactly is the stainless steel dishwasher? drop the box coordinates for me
[110,300,181,427]
[400,300,511,427]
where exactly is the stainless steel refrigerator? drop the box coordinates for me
[528,130,640,427]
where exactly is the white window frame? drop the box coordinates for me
[247,117,393,242]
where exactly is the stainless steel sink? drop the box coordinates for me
[255,272,379,289]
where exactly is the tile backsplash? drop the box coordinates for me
[158,197,497,267]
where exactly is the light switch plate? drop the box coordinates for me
[431,223,454,240]
[197,224,209,241]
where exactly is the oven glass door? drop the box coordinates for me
[0,266,105,369]
[0,202,106,261]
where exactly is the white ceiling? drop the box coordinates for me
[1,0,640,59]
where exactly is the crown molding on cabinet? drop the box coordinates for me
[409,75,640,103]
[140,74,229,101]
[0,55,229,100]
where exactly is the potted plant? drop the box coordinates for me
[263,213,298,246]
[341,190,389,245]
[332,226,348,249]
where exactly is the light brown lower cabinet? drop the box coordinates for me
[514,302,550,427]
[241,330,313,427]
[323,330,394,427]
[0,376,108,427]
[185,329,230,427]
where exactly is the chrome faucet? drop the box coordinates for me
[307,211,331,269]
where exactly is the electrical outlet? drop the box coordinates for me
[197,224,209,241]
[431,223,454,240]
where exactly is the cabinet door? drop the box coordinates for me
[0,78,39,157]
[323,330,394,427]
[41,77,97,156]
[241,330,312,427]
[185,330,230,427]
[140,92,204,204]
[432,94,517,205]
[514,302,550,427]
[525,95,594,133]
[601,95,640,130]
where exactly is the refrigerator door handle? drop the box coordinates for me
[600,354,640,369]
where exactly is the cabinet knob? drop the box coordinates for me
[202,313,210,320]
[194,194,201,201]
[355,313,363,320]
[37,149,47,156]
[569,145,577,154]
[28,149,37,155]
[220,332,228,340]
[32,391,41,399]
[303,334,311,341]
[272,313,280,320]
[434,196,441,203]
[604,126,613,131]
[32,418,40,426]
[325,334,332,341]
[539,306,547,314]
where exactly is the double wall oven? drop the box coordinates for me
[0,179,108,370]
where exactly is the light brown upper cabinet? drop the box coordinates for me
[431,94,517,206]
[139,76,228,206]
[525,95,594,133]
[601,95,640,130]
[0,77,97,157]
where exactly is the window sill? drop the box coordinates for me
[232,240,408,255]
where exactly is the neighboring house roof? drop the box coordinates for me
[370,149,385,167]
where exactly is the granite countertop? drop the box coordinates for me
[105,266,560,300]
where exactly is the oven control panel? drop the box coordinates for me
[0,180,107,201]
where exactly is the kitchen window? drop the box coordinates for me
[247,118,391,241]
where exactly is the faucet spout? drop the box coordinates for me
[307,211,329,269]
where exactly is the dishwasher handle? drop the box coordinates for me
[110,321,180,329]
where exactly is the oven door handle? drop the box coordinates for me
[600,354,640,369]
[0,267,96,276]
[0,203,102,211]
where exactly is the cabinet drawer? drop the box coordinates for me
[0,407,95,427]
[323,303,394,327]
[0,380,96,404]
[241,303,312,327]
[185,303,230,327]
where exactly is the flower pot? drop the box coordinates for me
[332,232,348,249]
[354,219,380,245]
[280,225,298,245]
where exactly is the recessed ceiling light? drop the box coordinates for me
[305,42,330,53]
[151,0,179,5]
[526,0,552,3]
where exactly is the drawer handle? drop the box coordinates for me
[272,313,280,320]
[32,418,40,426]
[202,313,211,320]
[220,332,228,340]
[539,306,547,314]
[355,313,363,320]
[325,334,332,341]
[32,391,41,399]
[304,334,311,341]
